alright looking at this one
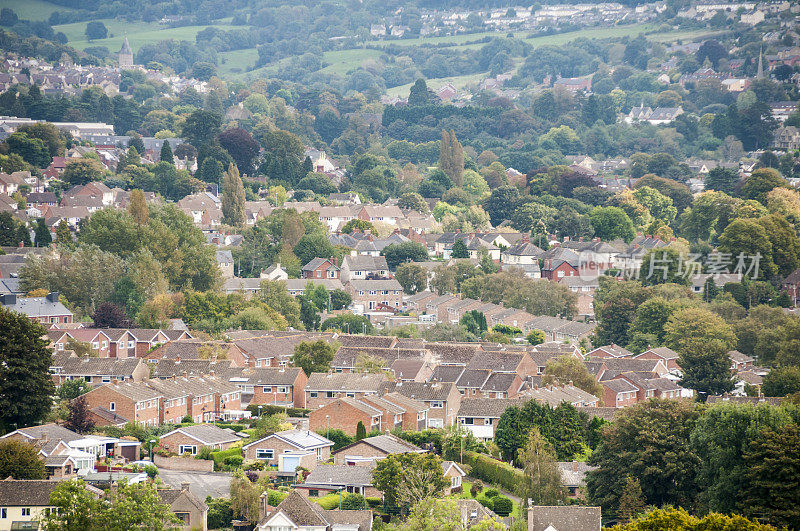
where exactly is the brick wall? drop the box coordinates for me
[82,386,137,424]
[153,454,215,472]
[308,401,379,437]
[332,441,388,464]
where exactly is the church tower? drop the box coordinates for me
[118,36,133,68]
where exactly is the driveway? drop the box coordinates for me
[159,470,233,500]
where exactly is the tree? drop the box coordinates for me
[483,186,519,226]
[526,330,545,346]
[664,307,736,399]
[92,302,128,328]
[0,307,54,430]
[329,289,351,311]
[741,168,789,205]
[740,424,800,529]
[372,453,448,506]
[0,439,45,479]
[63,159,105,186]
[230,476,261,524]
[617,476,646,524]
[159,141,173,164]
[587,400,700,519]
[705,167,739,195]
[408,79,432,106]
[640,248,689,286]
[606,507,778,531]
[294,233,335,265]
[218,128,260,174]
[395,263,427,295]
[58,379,91,401]
[206,497,233,530]
[341,219,376,234]
[65,396,95,434]
[762,367,800,397]
[355,421,366,441]
[84,21,108,41]
[517,427,566,505]
[340,494,367,510]
[590,206,635,243]
[451,239,469,259]
[718,218,777,280]
[439,130,464,186]
[291,340,335,376]
[34,218,51,247]
[542,355,604,399]
[221,163,246,227]
[320,314,374,334]
[128,189,149,226]
[381,241,428,269]
[398,192,429,213]
[182,110,222,147]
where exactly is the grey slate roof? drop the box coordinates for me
[0,480,63,506]
[306,372,386,392]
[161,424,240,445]
[333,433,422,457]
[528,505,601,531]
[383,381,456,401]
[457,398,529,418]
[304,463,376,486]
[429,365,465,383]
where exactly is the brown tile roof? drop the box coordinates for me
[337,334,397,348]
[0,479,63,506]
[429,365,465,383]
[383,381,456,401]
[306,372,387,392]
[467,351,525,372]
[528,505,601,531]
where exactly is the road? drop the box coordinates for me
[159,470,233,500]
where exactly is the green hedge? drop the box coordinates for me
[246,404,310,417]
[315,493,343,510]
[211,448,243,469]
[267,490,288,506]
[463,451,524,494]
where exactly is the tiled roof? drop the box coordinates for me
[482,372,519,392]
[467,351,525,372]
[427,342,481,364]
[390,358,427,380]
[337,335,397,349]
[334,433,421,456]
[304,463,376,487]
[162,424,240,445]
[0,480,63,506]
[383,381,456,401]
[50,355,142,377]
[456,369,491,389]
[457,398,529,418]
[429,365,465,383]
[150,358,234,378]
[237,367,303,386]
[528,505,601,531]
[381,392,427,412]
[306,372,387,392]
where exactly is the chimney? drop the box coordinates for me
[1,294,16,306]
[181,482,190,492]
[46,292,59,303]
[17,241,23,248]
[259,492,272,521]
[572,460,578,472]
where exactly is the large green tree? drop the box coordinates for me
[0,439,46,479]
[0,307,55,430]
[291,340,336,376]
[516,426,566,505]
[372,452,448,507]
[221,163,246,227]
[664,307,737,399]
[395,263,428,295]
[587,400,700,520]
[590,206,635,243]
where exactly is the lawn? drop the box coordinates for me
[320,48,384,76]
[0,0,72,21]
[451,479,524,520]
[386,72,488,98]
[53,18,237,53]
[218,48,260,76]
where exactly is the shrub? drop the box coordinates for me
[471,480,483,497]
[315,493,342,509]
[267,489,288,506]
[246,404,310,417]
[245,471,258,482]
[206,497,233,529]
[224,455,243,468]
[211,447,243,469]
[340,493,367,510]
[181,416,193,423]
[492,496,513,516]
[484,488,499,499]
[366,497,382,508]
[476,494,494,510]
[144,464,158,479]
[463,451,524,494]
[196,447,214,460]
[222,423,247,433]
[243,460,265,471]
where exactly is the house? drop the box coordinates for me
[305,373,387,409]
[0,423,104,476]
[49,354,150,387]
[301,258,340,280]
[0,292,73,325]
[332,433,425,465]
[243,429,333,469]
[158,483,208,531]
[238,367,308,408]
[527,505,601,531]
[634,347,681,372]
[308,397,383,437]
[216,251,234,278]
[601,378,639,408]
[442,461,466,495]
[81,381,163,427]
[559,461,597,499]
[502,239,545,266]
[158,425,241,455]
[347,279,404,312]
[588,344,633,359]
[286,278,344,298]
[256,489,373,531]
[297,463,381,498]
[390,359,433,382]
[340,255,390,283]
[381,392,429,430]
[382,381,462,428]
[782,268,800,305]
[455,499,502,528]
[456,398,530,440]
[261,263,288,281]
[0,479,64,531]
[774,126,800,151]
[729,350,754,371]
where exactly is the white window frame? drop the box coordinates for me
[255,449,274,460]
[179,445,198,456]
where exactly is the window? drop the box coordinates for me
[1,508,6,518]
[179,445,198,455]
[326,391,335,398]
[463,418,473,425]
[451,475,461,488]
[175,513,190,525]
[346,392,355,398]
[84,376,91,382]
[109,402,115,411]
[21,508,30,516]
[277,387,288,394]
[92,342,99,349]
[308,490,319,497]
[310,392,318,398]
[102,376,110,383]
[128,341,135,349]
[262,386,272,393]
[255,449,274,460]
[430,401,444,408]
[316,447,322,460]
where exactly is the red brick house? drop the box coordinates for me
[308,397,382,437]
[239,367,308,408]
[381,392,428,431]
[331,433,424,465]
[634,347,681,371]
[81,381,163,426]
[242,429,333,467]
[347,279,404,311]
[601,379,639,408]
[301,258,340,280]
[305,372,387,409]
[158,424,241,455]
[49,354,149,387]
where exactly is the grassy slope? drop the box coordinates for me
[53,18,236,53]
[0,0,72,21]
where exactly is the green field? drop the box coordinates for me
[319,48,384,75]
[53,18,236,53]
[218,48,260,76]
[0,0,72,21]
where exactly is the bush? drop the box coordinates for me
[340,493,368,510]
[267,489,288,506]
[206,497,233,529]
[315,493,342,509]
[492,496,513,516]
[476,493,494,510]
[471,480,483,497]
[222,423,247,433]
[243,460,265,471]
[211,447,243,469]
[181,416,193,423]
[247,404,310,417]
[318,429,354,451]
[484,488,499,499]
[463,451,524,494]
[224,455,243,468]
[366,496,382,508]
[196,446,214,460]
